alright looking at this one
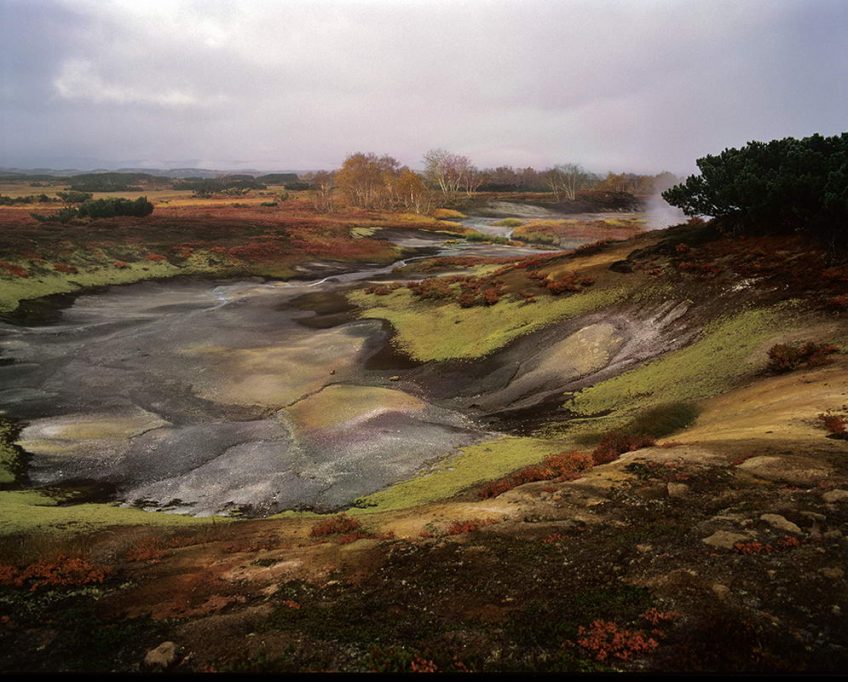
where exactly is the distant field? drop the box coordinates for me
[0,182,296,207]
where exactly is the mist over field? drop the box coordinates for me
[2,0,847,174]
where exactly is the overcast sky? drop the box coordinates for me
[1,0,846,174]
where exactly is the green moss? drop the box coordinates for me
[568,306,790,422]
[350,226,378,239]
[0,258,220,313]
[348,286,626,362]
[0,489,221,536]
[351,436,565,512]
[0,419,24,485]
[493,218,524,227]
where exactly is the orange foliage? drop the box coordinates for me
[0,556,109,591]
[819,413,847,435]
[478,451,594,499]
[766,341,839,373]
[0,261,28,278]
[309,514,363,538]
[592,432,656,465]
[575,620,659,662]
[445,518,499,535]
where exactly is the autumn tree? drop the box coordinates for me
[396,168,435,214]
[335,153,388,208]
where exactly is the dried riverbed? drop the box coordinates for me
[0,209,629,516]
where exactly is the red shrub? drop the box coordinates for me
[819,413,847,435]
[575,620,659,662]
[478,451,594,499]
[592,432,656,465]
[445,518,499,535]
[542,271,594,295]
[52,262,78,274]
[309,514,362,538]
[767,341,839,373]
[112,260,129,269]
[0,556,109,591]
[146,253,167,262]
[410,657,438,673]
[0,261,29,278]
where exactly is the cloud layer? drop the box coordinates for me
[2,0,846,172]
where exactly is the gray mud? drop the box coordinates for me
[0,217,658,515]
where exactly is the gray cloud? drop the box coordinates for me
[1,0,846,172]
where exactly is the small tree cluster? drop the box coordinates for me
[32,196,154,223]
[662,133,848,250]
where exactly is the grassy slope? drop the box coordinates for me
[348,286,627,362]
[0,258,221,313]
[0,490,217,535]
[354,436,562,512]
[568,305,794,423]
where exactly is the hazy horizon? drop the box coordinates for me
[2,0,847,175]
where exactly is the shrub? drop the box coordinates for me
[592,432,656,465]
[818,413,847,436]
[78,196,154,218]
[0,261,29,278]
[0,556,109,591]
[309,514,362,538]
[445,518,499,535]
[544,272,594,295]
[766,341,839,373]
[478,451,594,498]
[575,620,659,662]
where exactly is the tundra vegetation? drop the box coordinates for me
[0,136,847,673]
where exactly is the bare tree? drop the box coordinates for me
[423,148,472,196]
[308,170,335,213]
[545,163,590,201]
[462,165,485,196]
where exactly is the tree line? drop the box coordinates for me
[303,149,678,213]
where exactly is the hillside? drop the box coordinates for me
[0,210,845,672]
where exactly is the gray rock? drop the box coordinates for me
[144,641,179,669]
[760,513,802,534]
[702,530,751,549]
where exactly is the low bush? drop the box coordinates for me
[766,341,839,373]
[0,555,109,591]
[818,413,847,437]
[309,514,362,538]
[592,432,656,465]
[478,451,594,498]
